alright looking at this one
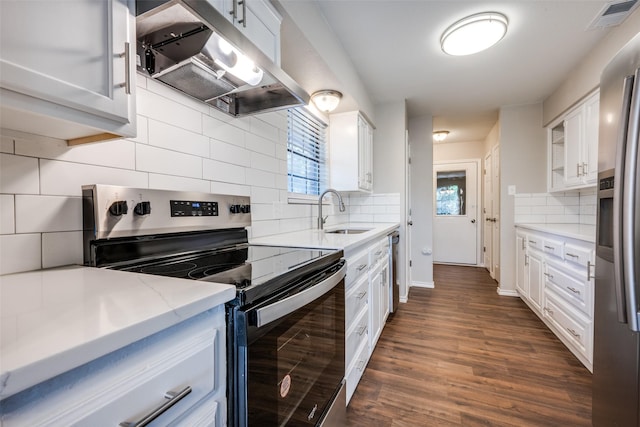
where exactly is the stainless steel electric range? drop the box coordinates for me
[82,185,346,427]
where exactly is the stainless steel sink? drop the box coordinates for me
[325,228,371,235]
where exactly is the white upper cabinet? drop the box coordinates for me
[330,111,374,193]
[547,90,599,191]
[0,0,136,145]
[209,0,282,64]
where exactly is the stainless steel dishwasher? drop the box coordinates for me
[388,230,400,316]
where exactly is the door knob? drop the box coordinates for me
[407,221,413,226]
[471,219,476,224]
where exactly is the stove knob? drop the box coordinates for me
[134,201,151,216]
[230,204,241,214]
[240,204,251,214]
[109,200,128,216]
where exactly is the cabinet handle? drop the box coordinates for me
[567,328,581,338]
[543,307,554,317]
[521,239,526,250]
[374,250,382,256]
[565,253,579,258]
[583,162,588,175]
[529,240,537,244]
[567,286,581,295]
[357,325,367,336]
[119,42,131,95]
[525,254,529,266]
[119,386,191,427]
[577,163,582,177]
[544,245,555,251]
[587,260,595,281]
[238,0,246,27]
[544,272,554,279]
[367,172,372,183]
[230,0,237,18]
[357,291,367,300]
[357,263,368,271]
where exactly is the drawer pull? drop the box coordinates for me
[567,328,581,338]
[587,260,595,280]
[565,253,579,258]
[544,272,554,279]
[357,264,368,271]
[544,245,555,250]
[120,386,192,427]
[529,240,537,244]
[543,307,554,317]
[374,250,382,256]
[357,325,367,336]
[357,291,367,300]
[567,286,581,295]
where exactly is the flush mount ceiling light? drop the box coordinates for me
[433,130,450,141]
[311,90,343,113]
[441,12,508,56]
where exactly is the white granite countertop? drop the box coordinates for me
[250,222,400,253]
[0,265,235,400]
[515,223,596,243]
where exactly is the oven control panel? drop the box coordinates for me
[170,200,218,217]
[83,185,251,239]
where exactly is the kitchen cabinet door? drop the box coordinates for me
[0,0,136,144]
[583,93,599,184]
[528,251,543,312]
[330,111,374,193]
[563,109,583,187]
[515,233,529,298]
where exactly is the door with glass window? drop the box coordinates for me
[433,161,479,265]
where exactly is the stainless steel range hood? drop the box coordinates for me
[136,0,309,116]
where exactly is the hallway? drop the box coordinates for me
[346,264,592,426]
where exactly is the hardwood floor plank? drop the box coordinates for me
[346,264,592,426]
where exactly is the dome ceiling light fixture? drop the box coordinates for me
[441,12,508,56]
[433,130,450,142]
[311,90,343,113]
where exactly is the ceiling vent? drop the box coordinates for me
[587,0,639,29]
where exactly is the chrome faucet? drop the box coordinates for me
[318,188,346,230]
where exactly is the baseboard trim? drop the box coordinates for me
[399,296,408,303]
[411,281,435,289]
[497,287,519,297]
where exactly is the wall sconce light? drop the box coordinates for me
[311,90,343,113]
[441,12,508,56]
[433,130,450,142]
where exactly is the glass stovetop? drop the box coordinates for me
[112,245,342,305]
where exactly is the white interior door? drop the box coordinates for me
[405,130,412,289]
[483,153,494,276]
[433,161,479,265]
[491,145,501,281]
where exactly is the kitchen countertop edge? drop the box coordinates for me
[0,265,236,400]
[515,223,596,243]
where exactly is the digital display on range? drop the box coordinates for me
[170,200,218,217]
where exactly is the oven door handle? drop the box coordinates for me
[254,263,346,327]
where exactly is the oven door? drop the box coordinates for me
[228,261,346,427]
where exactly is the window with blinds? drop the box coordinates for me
[287,108,327,196]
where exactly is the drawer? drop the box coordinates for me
[527,236,543,251]
[1,310,220,427]
[542,237,564,259]
[345,274,369,326]
[346,249,369,288]
[369,238,389,266]
[346,308,369,367]
[544,290,592,359]
[168,393,217,427]
[564,243,594,269]
[545,263,592,316]
[345,340,369,404]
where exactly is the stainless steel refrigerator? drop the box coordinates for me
[593,31,640,426]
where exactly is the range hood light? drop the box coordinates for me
[208,33,263,86]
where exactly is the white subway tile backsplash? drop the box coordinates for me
[42,231,83,268]
[203,159,246,185]
[145,78,210,115]
[251,187,280,204]
[15,134,136,170]
[15,195,81,233]
[546,214,580,223]
[251,152,279,173]
[149,174,211,193]
[203,116,245,147]
[374,213,400,223]
[129,115,149,144]
[210,182,250,196]
[250,117,280,142]
[210,140,251,167]
[0,233,41,274]
[136,144,202,179]
[40,159,148,196]
[1,195,15,234]
[137,87,202,133]
[245,133,275,157]
[1,135,14,153]
[0,154,39,194]
[250,219,280,238]
[532,205,564,215]
[246,168,276,188]
[148,120,209,157]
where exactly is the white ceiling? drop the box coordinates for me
[282,1,620,143]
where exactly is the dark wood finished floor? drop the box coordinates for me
[346,264,592,426]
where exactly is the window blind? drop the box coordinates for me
[287,109,327,196]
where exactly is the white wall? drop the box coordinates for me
[434,139,485,162]
[0,76,395,275]
[408,114,433,287]
[499,103,546,294]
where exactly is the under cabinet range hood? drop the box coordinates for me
[135,0,309,116]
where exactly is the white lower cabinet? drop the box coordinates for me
[0,307,226,427]
[515,226,594,371]
[344,232,395,404]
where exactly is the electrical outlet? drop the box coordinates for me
[508,185,516,195]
